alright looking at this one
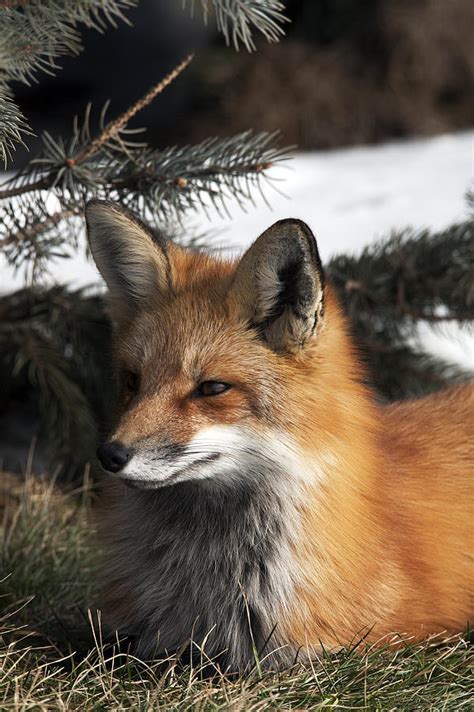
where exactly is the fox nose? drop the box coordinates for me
[97,441,131,473]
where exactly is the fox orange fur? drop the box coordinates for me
[86,199,473,671]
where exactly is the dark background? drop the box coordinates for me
[12,0,474,165]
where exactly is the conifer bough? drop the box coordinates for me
[0,93,31,165]
[0,0,288,163]
[0,53,291,279]
[187,0,288,51]
[0,0,136,164]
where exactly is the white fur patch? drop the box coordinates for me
[118,424,322,489]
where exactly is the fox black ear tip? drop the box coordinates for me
[85,198,114,213]
[270,217,315,236]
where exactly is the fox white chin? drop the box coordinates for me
[107,424,317,491]
[118,452,225,489]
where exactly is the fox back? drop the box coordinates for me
[86,200,473,671]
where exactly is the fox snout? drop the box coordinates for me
[97,441,132,473]
[94,426,274,489]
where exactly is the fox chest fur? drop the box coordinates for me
[87,200,473,672]
[102,470,306,669]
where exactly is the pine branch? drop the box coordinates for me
[0,204,80,284]
[328,214,474,400]
[396,306,474,323]
[187,0,288,51]
[0,123,290,277]
[67,54,194,167]
[0,0,291,162]
[0,0,135,163]
[0,55,194,200]
[359,340,472,402]
[0,175,51,200]
[0,46,289,280]
[0,0,135,85]
[0,92,31,167]
[101,130,290,219]
[466,185,474,215]
[0,208,75,249]
[328,219,474,336]
[0,285,111,476]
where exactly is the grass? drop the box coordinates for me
[0,473,472,710]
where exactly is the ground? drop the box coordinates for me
[0,472,472,710]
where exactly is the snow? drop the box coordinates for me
[1,130,473,368]
[206,131,473,261]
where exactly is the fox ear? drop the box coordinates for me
[230,219,325,353]
[85,200,169,316]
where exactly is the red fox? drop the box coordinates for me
[86,199,473,671]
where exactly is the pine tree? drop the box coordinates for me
[0,0,472,477]
[329,208,474,400]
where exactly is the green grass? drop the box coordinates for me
[1,474,472,711]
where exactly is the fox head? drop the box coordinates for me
[86,200,330,489]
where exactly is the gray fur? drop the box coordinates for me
[101,436,310,672]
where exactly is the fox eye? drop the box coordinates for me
[123,371,140,393]
[193,381,232,397]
